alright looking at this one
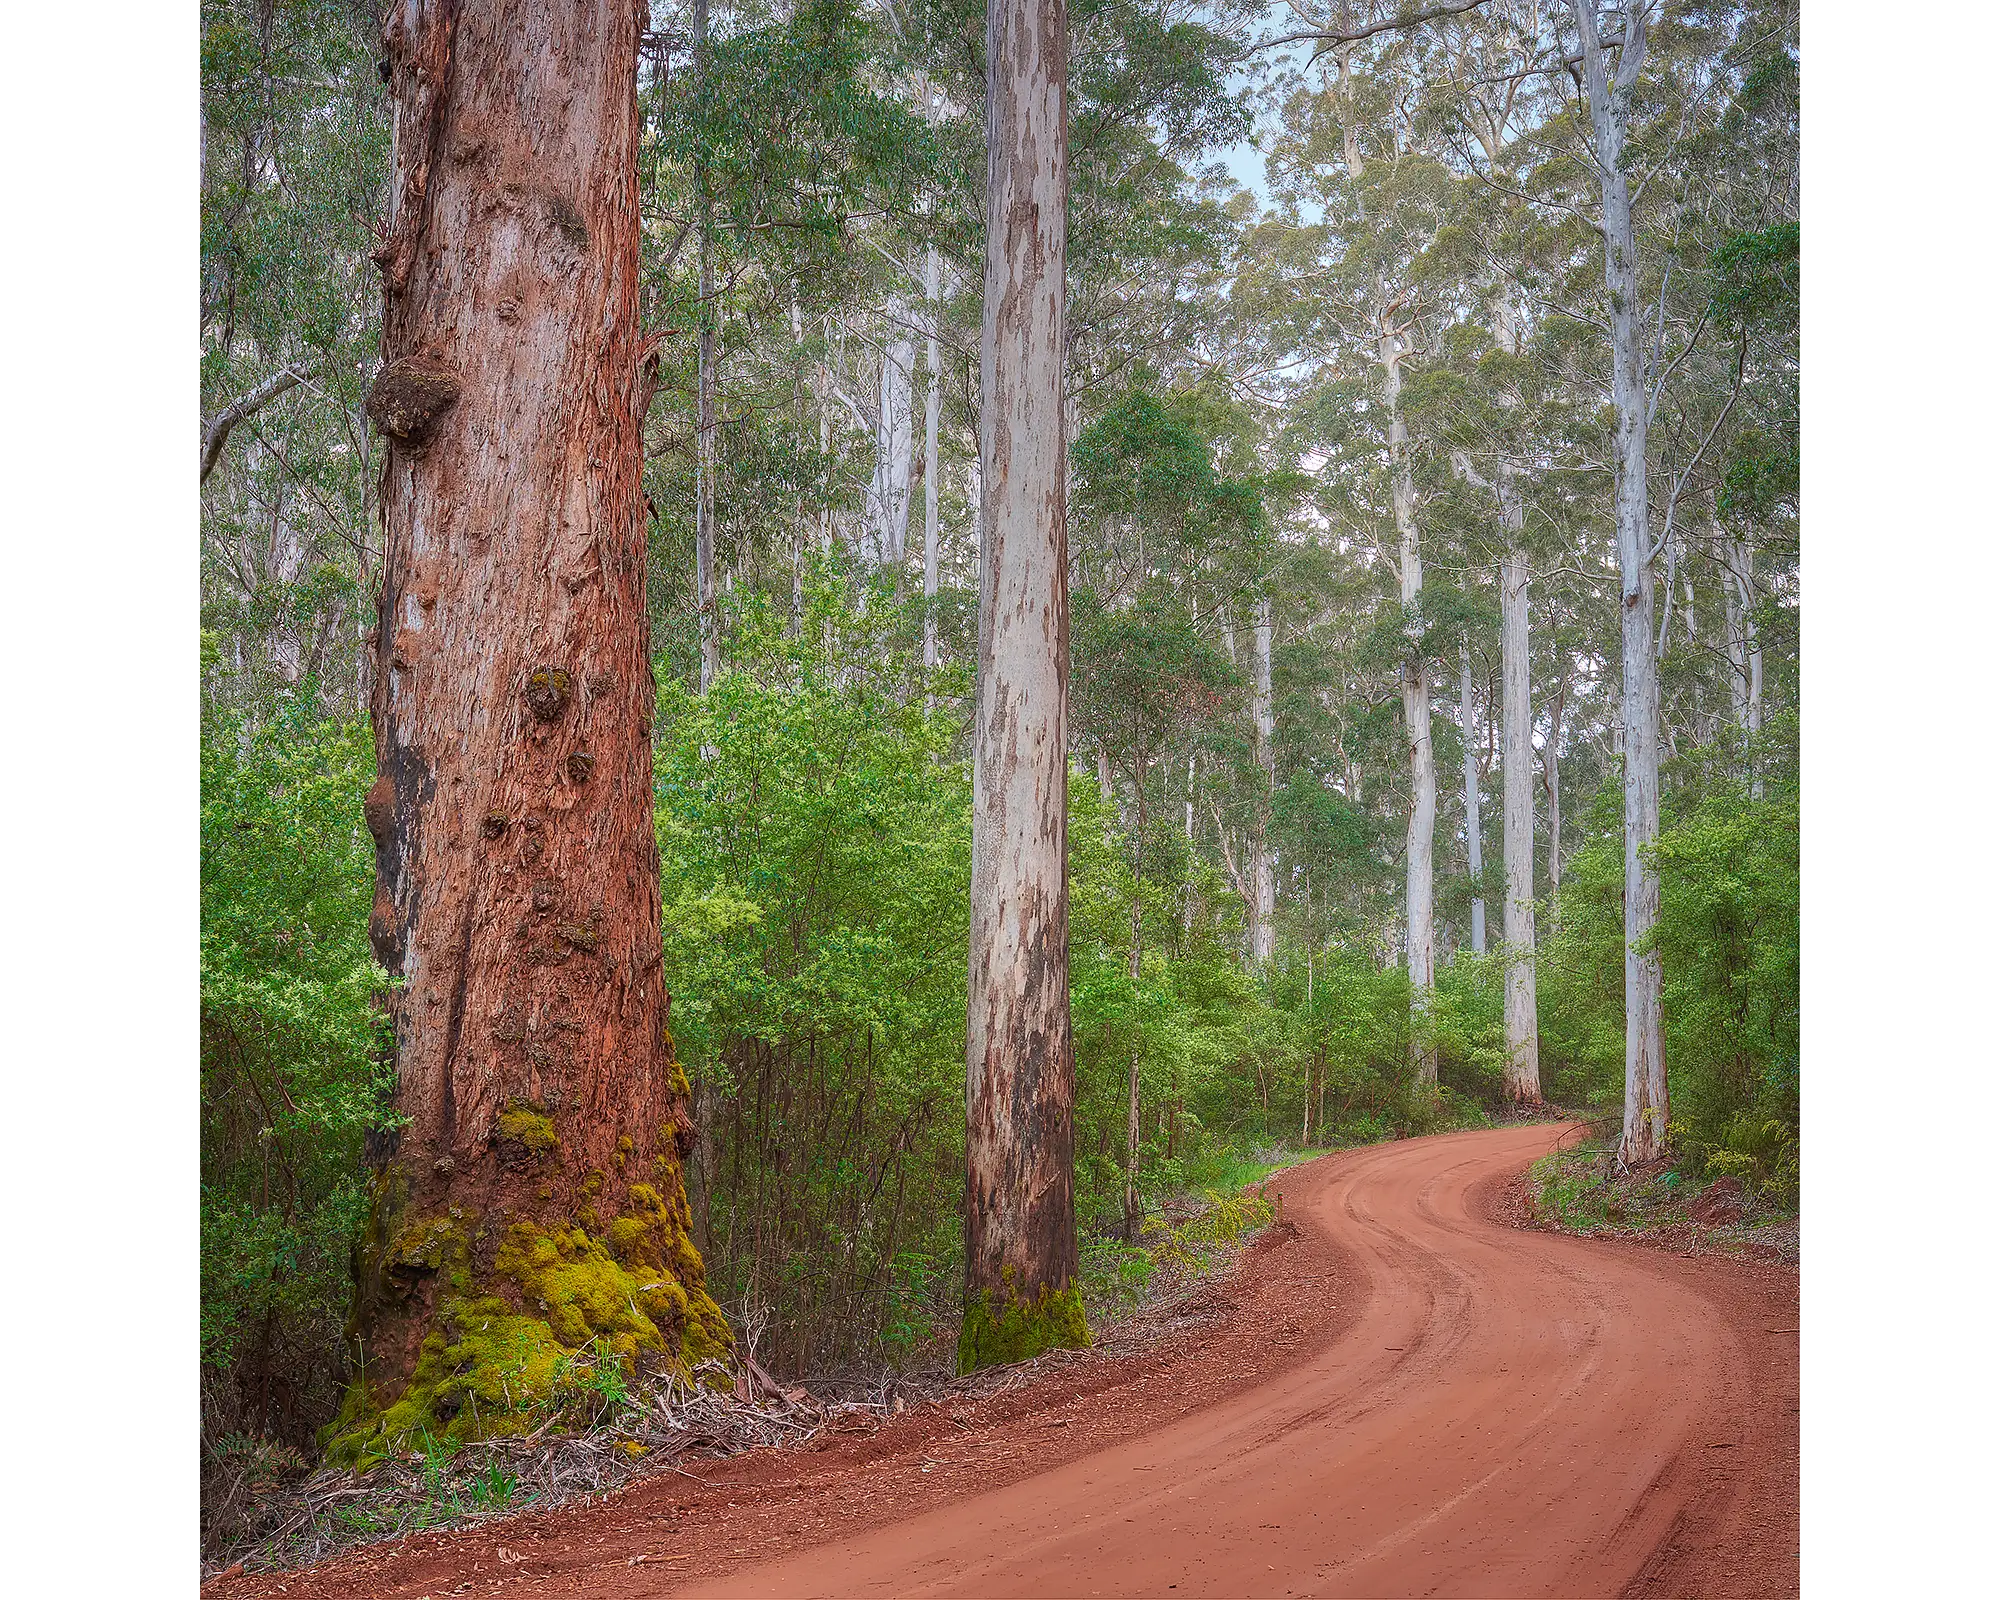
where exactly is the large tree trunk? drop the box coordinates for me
[1251,596,1276,965]
[1385,332,1435,1083]
[1573,0,1666,1164]
[962,0,1084,1373]
[1500,546,1540,1100]
[339,0,727,1463]
[1458,641,1486,957]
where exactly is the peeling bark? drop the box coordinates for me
[962,0,1081,1362]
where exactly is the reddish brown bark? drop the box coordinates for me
[345,0,723,1445]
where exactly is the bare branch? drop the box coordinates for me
[1243,1,1495,62]
[201,361,312,484]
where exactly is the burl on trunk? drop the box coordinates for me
[332,0,727,1463]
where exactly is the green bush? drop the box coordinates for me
[1540,773,1799,1204]
[201,689,392,1447]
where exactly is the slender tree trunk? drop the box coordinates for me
[1573,0,1666,1164]
[962,0,1083,1372]
[870,298,916,571]
[1385,333,1435,1083]
[1722,523,1763,796]
[923,246,942,671]
[694,0,720,690]
[1543,665,1567,907]
[343,0,726,1458]
[1458,641,1485,956]
[1301,1051,1313,1146]
[1124,776,1145,1242]
[1500,547,1540,1100]
[1251,596,1276,965]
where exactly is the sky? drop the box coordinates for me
[1208,3,1317,214]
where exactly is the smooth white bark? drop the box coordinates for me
[694,0,720,691]
[1500,547,1540,1099]
[1458,643,1486,957]
[869,299,916,570]
[923,247,942,670]
[1572,0,1666,1164]
[1252,596,1276,966]
[1385,323,1435,1081]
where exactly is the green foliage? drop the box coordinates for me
[655,583,973,1370]
[201,690,390,1446]
[1540,774,1800,1204]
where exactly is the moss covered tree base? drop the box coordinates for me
[326,1166,731,1467]
[957,1281,1090,1375]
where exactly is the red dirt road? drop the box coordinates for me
[222,1125,1797,1599]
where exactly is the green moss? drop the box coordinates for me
[497,1101,558,1154]
[326,1177,732,1466]
[957,1275,1091,1375]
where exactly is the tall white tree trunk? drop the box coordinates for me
[1722,523,1763,796]
[923,247,942,671]
[962,0,1080,1364]
[1500,547,1540,1100]
[1458,642,1486,956]
[1543,667,1567,907]
[870,300,916,571]
[1573,0,1666,1164]
[693,0,720,691]
[1385,328,1435,1082]
[1490,283,1539,1097]
[1251,596,1276,965]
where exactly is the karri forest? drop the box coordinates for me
[199,0,1799,1589]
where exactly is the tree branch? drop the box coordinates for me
[1243,1,1495,61]
[201,361,312,484]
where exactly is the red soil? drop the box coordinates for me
[210,1123,1797,1599]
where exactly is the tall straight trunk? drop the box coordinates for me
[962,0,1083,1372]
[1573,0,1666,1164]
[1489,285,1539,1098]
[1500,547,1540,1099]
[694,0,720,690]
[343,0,726,1459]
[1385,332,1435,1082]
[923,246,942,671]
[1251,596,1276,965]
[1123,774,1145,1242]
[869,299,916,571]
[1543,666,1567,907]
[1722,523,1763,796]
[1458,642,1486,956]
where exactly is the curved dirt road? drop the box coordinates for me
[671,1124,1792,1598]
[219,1125,1797,1599]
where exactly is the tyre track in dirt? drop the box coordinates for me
[215,1124,1796,1599]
